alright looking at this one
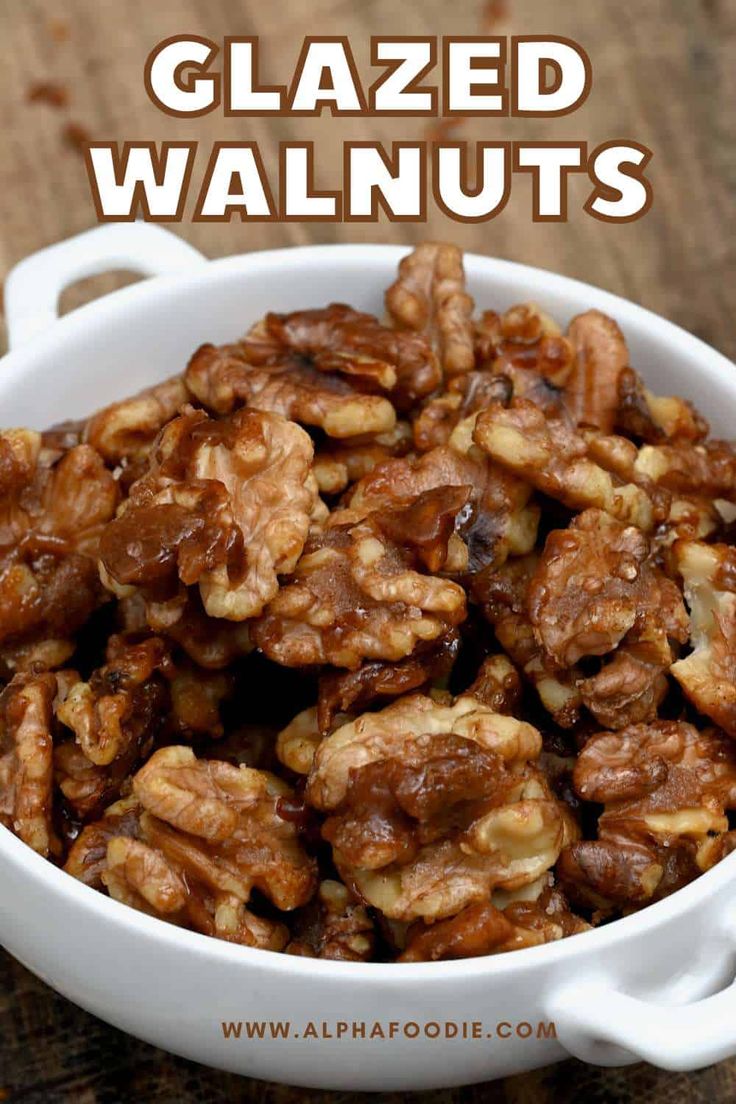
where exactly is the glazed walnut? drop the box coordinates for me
[132,747,316,905]
[240,304,440,409]
[4,240,736,963]
[65,747,318,949]
[286,879,375,961]
[616,367,708,445]
[385,242,475,377]
[252,504,467,670]
[528,509,688,669]
[99,406,320,621]
[0,672,58,856]
[399,885,588,961]
[340,430,539,577]
[84,376,187,464]
[307,694,574,922]
[473,399,663,531]
[412,372,512,452]
[634,439,736,502]
[559,722,736,912]
[57,635,170,767]
[564,310,630,434]
[472,555,583,729]
[312,422,412,495]
[671,541,736,736]
[466,654,523,716]
[0,433,117,671]
[316,631,459,733]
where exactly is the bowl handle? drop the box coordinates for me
[546,916,736,1070]
[4,224,207,350]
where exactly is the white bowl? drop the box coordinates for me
[2,224,736,1091]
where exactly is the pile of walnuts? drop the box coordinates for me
[3,242,736,962]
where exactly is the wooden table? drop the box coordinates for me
[1,0,735,1099]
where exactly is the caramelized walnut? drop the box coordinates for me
[286,879,375,961]
[241,304,440,409]
[559,721,736,912]
[466,654,523,715]
[57,635,170,767]
[133,746,317,910]
[342,433,538,576]
[316,631,459,734]
[472,555,583,728]
[0,435,117,671]
[306,693,573,921]
[100,406,320,621]
[412,372,513,452]
[399,885,588,961]
[578,645,669,731]
[473,399,663,531]
[84,377,187,464]
[616,367,708,444]
[0,672,58,856]
[474,304,574,388]
[312,422,412,495]
[634,440,736,502]
[186,340,397,440]
[564,310,629,433]
[385,242,474,377]
[67,747,318,949]
[64,794,142,886]
[529,509,688,669]
[252,506,467,670]
[131,593,253,670]
[671,541,736,736]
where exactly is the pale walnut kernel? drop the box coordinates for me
[276,706,328,776]
[385,242,475,376]
[99,406,320,621]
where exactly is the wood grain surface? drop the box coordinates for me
[0,0,734,1100]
